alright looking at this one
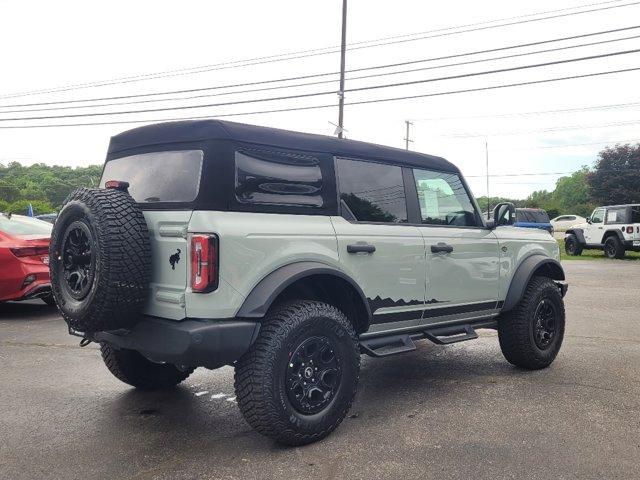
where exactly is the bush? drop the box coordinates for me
[0,199,8,212]
[6,200,55,216]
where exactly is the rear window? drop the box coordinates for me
[0,215,52,236]
[100,150,203,203]
[632,206,640,223]
[517,210,550,223]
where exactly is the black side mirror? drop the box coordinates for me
[586,218,591,224]
[490,202,516,228]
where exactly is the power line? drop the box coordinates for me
[5,29,640,115]
[411,101,640,122]
[3,48,640,123]
[2,65,640,129]
[2,0,638,99]
[443,119,640,138]
[4,24,639,111]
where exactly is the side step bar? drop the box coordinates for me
[359,323,485,358]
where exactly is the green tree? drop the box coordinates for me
[588,143,640,205]
[7,199,54,215]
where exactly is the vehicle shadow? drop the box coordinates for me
[96,337,535,457]
[0,300,58,320]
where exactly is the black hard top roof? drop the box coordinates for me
[107,119,458,173]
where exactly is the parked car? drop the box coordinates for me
[514,208,553,234]
[550,214,586,232]
[36,213,57,224]
[0,213,54,304]
[49,120,567,445]
[565,204,640,258]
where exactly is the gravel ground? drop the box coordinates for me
[1,260,639,480]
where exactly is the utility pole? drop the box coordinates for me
[485,139,490,218]
[404,120,413,150]
[337,0,347,139]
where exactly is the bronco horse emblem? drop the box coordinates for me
[169,249,181,270]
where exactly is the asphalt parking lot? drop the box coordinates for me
[1,260,639,480]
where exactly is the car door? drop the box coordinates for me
[409,168,500,325]
[584,208,605,244]
[332,158,426,333]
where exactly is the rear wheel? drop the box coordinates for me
[604,236,625,259]
[564,234,582,256]
[234,300,360,446]
[498,276,565,370]
[100,343,193,390]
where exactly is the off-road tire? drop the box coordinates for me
[234,300,360,446]
[564,234,583,256]
[604,236,625,259]
[498,276,565,370]
[49,188,151,333]
[100,343,194,390]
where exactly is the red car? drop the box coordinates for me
[0,213,54,305]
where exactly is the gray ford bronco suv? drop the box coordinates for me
[49,120,568,445]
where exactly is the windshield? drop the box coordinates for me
[0,214,53,236]
[100,150,204,203]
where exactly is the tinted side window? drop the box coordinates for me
[336,158,407,223]
[235,150,323,207]
[632,207,640,223]
[413,169,477,226]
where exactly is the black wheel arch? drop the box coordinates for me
[502,255,565,312]
[236,262,372,333]
[565,228,585,245]
[603,229,625,243]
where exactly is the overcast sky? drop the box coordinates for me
[1,0,639,199]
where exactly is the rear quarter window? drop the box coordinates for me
[606,208,629,224]
[100,150,204,203]
[235,149,324,207]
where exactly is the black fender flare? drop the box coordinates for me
[565,228,585,245]
[602,229,625,243]
[236,261,372,321]
[502,255,565,312]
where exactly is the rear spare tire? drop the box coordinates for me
[49,187,151,333]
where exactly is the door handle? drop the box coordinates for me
[431,242,454,254]
[347,244,376,254]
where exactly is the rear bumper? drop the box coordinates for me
[93,316,260,369]
[1,281,51,302]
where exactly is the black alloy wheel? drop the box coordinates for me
[285,335,342,415]
[533,299,557,350]
[61,221,95,300]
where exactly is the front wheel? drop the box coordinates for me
[564,234,582,256]
[498,276,565,370]
[234,300,360,446]
[604,236,625,259]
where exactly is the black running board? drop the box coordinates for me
[360,323,485,358]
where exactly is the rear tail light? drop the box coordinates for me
[190,234,218,292]
[626,226,634,234]
[10,246,49,257]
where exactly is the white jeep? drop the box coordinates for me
[565,205,640,259]
[49,120,568,445]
